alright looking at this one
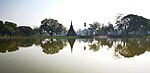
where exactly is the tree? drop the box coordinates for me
[0,21,20,36]
[115,14,124,35]
[56,23,63,35]
[117,14,150,36]
[33,27,41,36]
[106,22,114,34]
[89,22,101,35]
[0,20,4,36]
[89,22,101,31]
[107,22,114,31]
[17,26,33,36]
[4,21,18,36]
[40,18,66,36]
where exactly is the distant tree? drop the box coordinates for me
[89,22,101,34]
[33,27,41,36]
[17,26,33,36]
[0,20,4,36]
[115,14,124,35]
[0,20,3,24]
[101,26,108,35]
[106,22,114,32]
[4,21,18,36]
[115,14,124,26]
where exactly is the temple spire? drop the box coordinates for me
[67,20,77,36]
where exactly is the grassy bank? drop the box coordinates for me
[0,35,147,39]
[0,36,96,39]
[143,35,150,38]
[0,36,81,39]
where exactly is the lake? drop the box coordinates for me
[0,38,150,73]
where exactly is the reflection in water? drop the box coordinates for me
[0,39,19,53]
[40,39,67,55]
[79,38,150,58]
[0,38,39,53]
[89,40,101,52]
[1,38,150,58]
[114,38,150,58]
[67,39,76,52]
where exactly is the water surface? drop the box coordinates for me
[0,38,150,73]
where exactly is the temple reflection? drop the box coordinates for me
[67,39,76,53]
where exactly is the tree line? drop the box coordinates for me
[1,14,150,36]
[87,14,150,36]
[0,18,67,36]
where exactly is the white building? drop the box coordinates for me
[77,28,94,36]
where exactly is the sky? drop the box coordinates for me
[0,0,150,30]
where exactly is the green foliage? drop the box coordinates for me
[0,21,19,36]
[40,39,67,55]
[32,27,41,36]
[89,41,100,52]
[17,26,33,36]
[114,38,150,58]
[0,20,34,36]
[0,18,66,37]
[116,14,150,36]
[40,18,66,36]
[89,22,101,32]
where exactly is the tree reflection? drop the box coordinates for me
[89,41,100,52]
[40,39,67,55]
[1,38,150,58]
[0,38,67,55]
[17,38,36,47]
[0,38,38,53]
[88,39,114,52]
[86,38,150,58]
[0,39,19,53]
[114,38,150,58]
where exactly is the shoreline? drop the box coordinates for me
[0,35,148,39]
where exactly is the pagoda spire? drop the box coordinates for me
[67,20,77,36]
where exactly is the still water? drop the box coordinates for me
[0,38,150,73]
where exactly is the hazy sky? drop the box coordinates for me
[0,0,150,30]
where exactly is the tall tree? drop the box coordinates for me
[117,14,150,36]
[40,18,66,36]
[115,14,124,35]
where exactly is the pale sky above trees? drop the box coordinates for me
[0,0,150,30]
